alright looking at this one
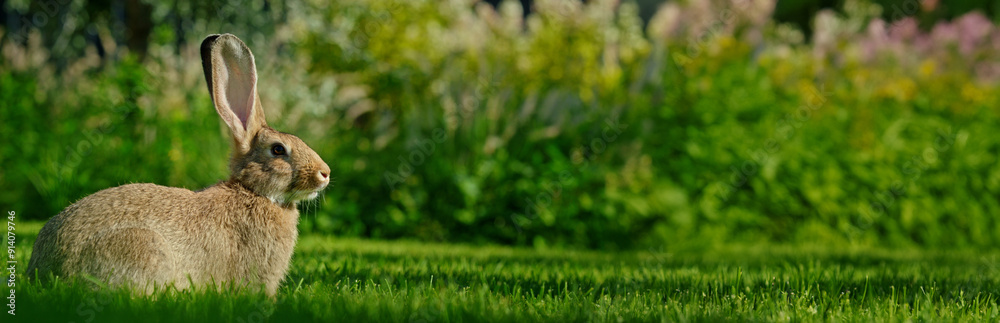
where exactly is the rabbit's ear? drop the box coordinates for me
[201,34,268,155]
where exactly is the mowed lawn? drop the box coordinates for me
[10,221,1000,322]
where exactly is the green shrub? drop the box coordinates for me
[3,0,999,250]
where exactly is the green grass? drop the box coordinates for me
[11,221,1000,322]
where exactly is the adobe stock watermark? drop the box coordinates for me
[887,0,927,25]
[979,255,1000,280]
[408,302,441,323]
[236,296,284,323]
[5,211,15,316]
[715,84,829,202]
[7,0,72,44]
[71,290,113,323]
[507,114,629,234]
[348,0,405,52]
[384,72,502,191]
[672,0,755,67]
[850,127,958,234]
[384,129,447,191]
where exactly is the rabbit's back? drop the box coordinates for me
[28,182,298,293]
[28,184,194,285]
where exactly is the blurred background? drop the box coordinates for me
[1,0,998,250]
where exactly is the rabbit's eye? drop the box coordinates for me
[271,144,287,156]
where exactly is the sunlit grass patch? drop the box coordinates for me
[12,222,1000,322]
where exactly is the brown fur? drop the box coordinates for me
[27,34,330,296]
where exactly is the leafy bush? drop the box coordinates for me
[2,0,999,250]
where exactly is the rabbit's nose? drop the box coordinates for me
[316,162,331,185]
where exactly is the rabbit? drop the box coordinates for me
[26,34,330,296]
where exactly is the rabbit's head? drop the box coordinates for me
[200,34,330,206]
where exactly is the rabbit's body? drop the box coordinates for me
[29,182,298,294]
[27,34,329,296]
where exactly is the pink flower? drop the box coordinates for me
[888,17,918,41]
[954,12,993,56]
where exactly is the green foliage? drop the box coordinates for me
[3,0,1000,249]
[1,55,229,216]
[12,221,1000,321]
